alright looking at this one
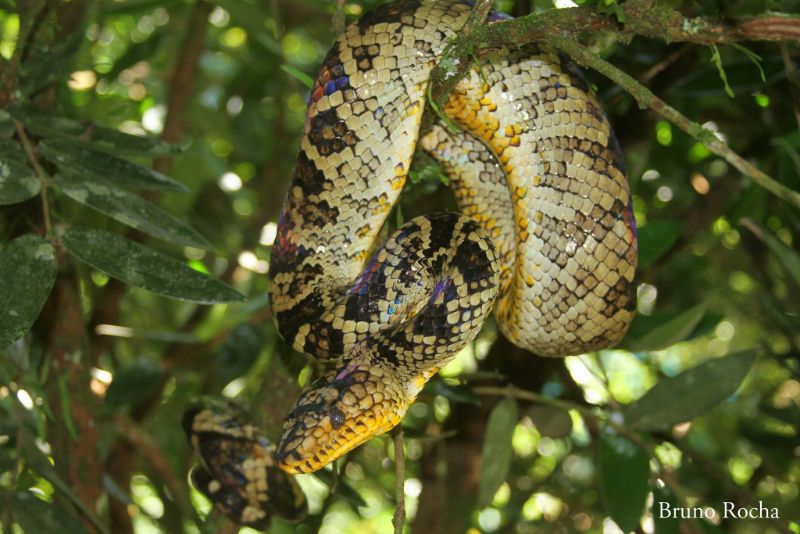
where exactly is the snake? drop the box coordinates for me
[184,0,637,526]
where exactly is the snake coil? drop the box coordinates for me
[185,0,637,526]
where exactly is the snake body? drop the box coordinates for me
[185,0,636,524]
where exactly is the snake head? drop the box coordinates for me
[274,362,407,474]
[182,399,307,525]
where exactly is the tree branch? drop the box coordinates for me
[551,36,800,210]
[392,428,406,534]
[428,2,800,211]
[14,121,52,238]
[431,2,800,113]
[153,0,211,173]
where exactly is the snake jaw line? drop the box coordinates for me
[274,360,412,474]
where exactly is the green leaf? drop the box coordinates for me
[18,32,83,97]
[626,303,707,352]
[624,350,757,432]
[217,323,267,383]
[0,158,41,205]
[477,397,518,507]
[18,442,108,534]
[11,491,88,534]
[9,107,181,158]
[40,140,188,192]
[741,218,800,288]
[0,235,57,349]
[62,228,245,304]
[280,64,314,89]
[599,431,649,533]
[652,483,680,534]
[527,405,572,439]
[105,358,164,409]
[0,138,30,163]
[637,221,682,268]
[54,174,210,248]
[731,43,766,83]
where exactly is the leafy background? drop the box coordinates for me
[0,0,799,533]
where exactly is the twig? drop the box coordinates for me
[14,121,52,238]
[476,385,795,534]
[114,416,202,528]
[332,0,347,36]
[392,428,405,534]
[638,44,690,85]
[428,0,498,117]
[663,434,794,534]
[428,3,800,114]
[550,36,800,211]
[475,385,708,532]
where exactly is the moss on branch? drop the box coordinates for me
[428,0,800,211]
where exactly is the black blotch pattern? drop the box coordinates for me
[357,0,422,32]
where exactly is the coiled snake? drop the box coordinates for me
[184,0,637,526]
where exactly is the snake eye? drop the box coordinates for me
[329,408,345,429]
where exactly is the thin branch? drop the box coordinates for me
[392,428,406,534]
[15,121,52,238]
[550,36,800,210]
[428,2,800,209]
[332,0,347,36]
[429,0,529,114]
[114,416,202,528]
[475,385,794,534]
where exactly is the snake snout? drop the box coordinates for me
[274,362,407,474]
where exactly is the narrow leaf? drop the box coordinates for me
[280,64,314,89]
[624,350,757,431]
[0,235,57,349]
[41,140,187,192]
[478,397,518,507]
[62,228,244,304]
[741,218,800,288]
[54,175,210,248]
[599,431,650,532]
[9,107,180,158]
[18,32,83,97]
[626,303,706,352]
[0,158,40,205]
[731,43,766,83]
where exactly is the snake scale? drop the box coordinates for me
[184,0,637,526]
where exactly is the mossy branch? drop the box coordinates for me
[430,4,800,111]
[429,1,800,210]
[551,36,800,211]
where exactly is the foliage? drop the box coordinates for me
[1,0,799,533]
